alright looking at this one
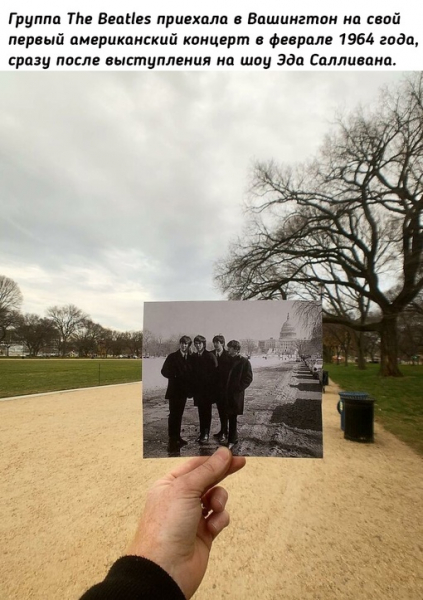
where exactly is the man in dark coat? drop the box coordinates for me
[192,335,218,443]
[161,335,193,452]
[211,334,232,444]
[225,340,253,448]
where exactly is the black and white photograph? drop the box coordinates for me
[143,299,323,458]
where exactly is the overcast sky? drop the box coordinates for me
[0,71,406,331]
[144,299,309,341]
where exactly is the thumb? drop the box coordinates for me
[183,446,232,494]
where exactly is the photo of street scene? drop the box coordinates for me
[143,299,323,458]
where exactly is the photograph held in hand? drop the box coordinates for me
[143,299,323,458]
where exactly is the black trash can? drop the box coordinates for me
[337,398,345,431]
[319,370,329,392]
[342,392,374,443]
[321,370,329,386]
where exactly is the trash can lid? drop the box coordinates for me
[339,391,369,401]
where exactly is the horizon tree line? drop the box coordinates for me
[0,275,142,358]
[1,272,421,363]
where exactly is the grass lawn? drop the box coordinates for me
[326,363,423,456]
[0,359,142,399]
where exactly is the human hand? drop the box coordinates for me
[127,446,246,599]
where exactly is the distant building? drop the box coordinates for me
[278,313,298,355]
[258,313,307,360]
[258,337,277,352]
[0,344,25,357]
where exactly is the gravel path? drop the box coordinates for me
[143,360,323,458]
[1,381,422,599]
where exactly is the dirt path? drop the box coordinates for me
[1,381,422,599]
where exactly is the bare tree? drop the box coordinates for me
[46,304,88,356]
[293,300,322,338]
[100,328,114,357]
[322,325,340,363]
[126,331,143,357]
[397,302,423,363]
[216,74,423,377]
[105,330,123,357]
[0,275,23,343]
[241,338,258,356]
[14,314,56,357]
[71,319,107,357]
[323,324,355,366]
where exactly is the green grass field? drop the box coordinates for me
[326,363,423,455]
[0,359,142,399]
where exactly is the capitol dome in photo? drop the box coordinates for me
[279,313,297,341]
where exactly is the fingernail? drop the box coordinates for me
[215,495,226,510]
[215,446,230,460]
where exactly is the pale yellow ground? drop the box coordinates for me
[0,381,422,600]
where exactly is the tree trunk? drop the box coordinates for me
[344,339,351,366]
[379,315,402,377]
[354,331,367,370]
[60,338,67,357]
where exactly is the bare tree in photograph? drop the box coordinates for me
[46,304,88,357]
[293,300,321,337]
[216,74,423,376]
[0,275,23,343]
[241,338,258,356]
[142,329,153,356]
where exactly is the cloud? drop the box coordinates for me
[0,71,406,329]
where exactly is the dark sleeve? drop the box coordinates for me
[161,355,173,379]
[79,556,185,600]
[240,359,253,390]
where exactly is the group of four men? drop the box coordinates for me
[161,334,253,452]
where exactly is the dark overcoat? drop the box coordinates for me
[161,350,193,400]
[192,350,218,406]
[225,355,253,415]
[211,349,232,403]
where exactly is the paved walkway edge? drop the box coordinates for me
[0,381,141,403]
